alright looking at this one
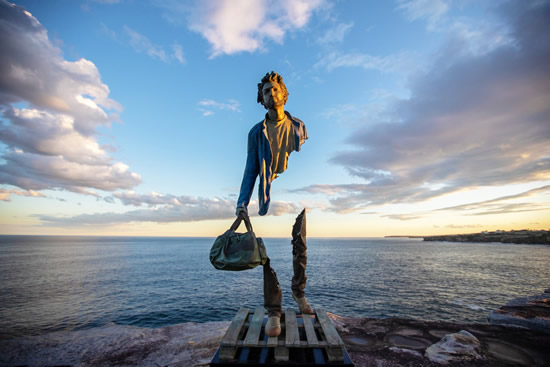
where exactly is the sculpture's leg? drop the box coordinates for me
[263,257,282,316]
[291,209,307,297]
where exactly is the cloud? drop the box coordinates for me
[442,224,483,229]
[396,0,450,30]
[157,0,324,57]
[466,203,549,216]
[0,188,46,202]
[91,0,121,3]
[314,51,413,73]
[268,201,302,216]
[397,0,513,56]
[382,213,422,221]
[0,107,110,165]
[199,99,240,111]
[437,185,550,213]
[0,0,141,194]
[199,99,240,116]
[0,149,140,193]
[447,20,513,57]
[316,22,353,45]
[38,193,301,226]
[125,26,167,61]
[124,26,185,64]
[319,90,399,127]
[172,43,185,63]
[370,185,550,221]
[100,22,118,42]
[112,190,301,212]
[293,182,454,213]
[298,1,550,214]
[38,204,232,226]
[113,191,187,206]
[0,4,120,134]
[289,184,369,197]
[434,185,550,216]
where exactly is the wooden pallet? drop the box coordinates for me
[210,307,353,366]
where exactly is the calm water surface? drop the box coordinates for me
[0,235,548,340]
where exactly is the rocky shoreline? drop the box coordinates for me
[1,291,549,367]
[489,288,550,335]
[423,229,550,245]
[332,313,549,366]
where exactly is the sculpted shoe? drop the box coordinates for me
[265,315,281,337]
[292,292,314,314]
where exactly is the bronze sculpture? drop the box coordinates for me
[236,72,311,337]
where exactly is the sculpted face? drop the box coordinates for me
[262,82,285,109]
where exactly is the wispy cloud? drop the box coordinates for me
[382,213,422,221]
[0,188,46,202]
[157,0,325,57]
[396,0,512,56]
[91,0,121,3]
[199,99,240,116]
[434,185,550,217]
[396,0,450,31]
[38,192,301,226]
[439,224,483,229]
[319,90,399,127]
[466,203,549,216]
[38,200,234,226]
[113,191,199,207]
[296,1,550,215]
[124,26,185,64]
[437,185,550,213]
[361,185,550,222]
[316,22,353,45]
[172,43,185,63]
[0,1,141,195]
[314,51,414,73]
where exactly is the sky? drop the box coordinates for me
[0,0,549,237]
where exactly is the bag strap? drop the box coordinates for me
[230,212,254,233]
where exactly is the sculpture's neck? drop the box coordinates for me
[267,106,285,122]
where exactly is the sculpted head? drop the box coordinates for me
[257,71,289,110]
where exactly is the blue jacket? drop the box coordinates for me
[237,111,308,215]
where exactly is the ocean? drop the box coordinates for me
[1,235,548,340]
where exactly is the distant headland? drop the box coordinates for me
[386,229,550,245]
[423,229,550,245]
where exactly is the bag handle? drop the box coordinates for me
[230,212,254,233]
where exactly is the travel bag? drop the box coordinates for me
[209,213,268,271]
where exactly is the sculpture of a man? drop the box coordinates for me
[236,71,311,337]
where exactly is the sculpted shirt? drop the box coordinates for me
[265,116,296,180]
[237,111,307,216]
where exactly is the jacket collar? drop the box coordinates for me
[261,111,298,133]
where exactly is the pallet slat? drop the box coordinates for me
[275,346,289,362]
[303,314,319,346]
[221,307,249,346]
[219,307,250,360]
[285,309,300,347]
[316,309,344,346]
[243,307,265,346]
[267,335,278,347]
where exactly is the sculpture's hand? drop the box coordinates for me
[236,206,248,217]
